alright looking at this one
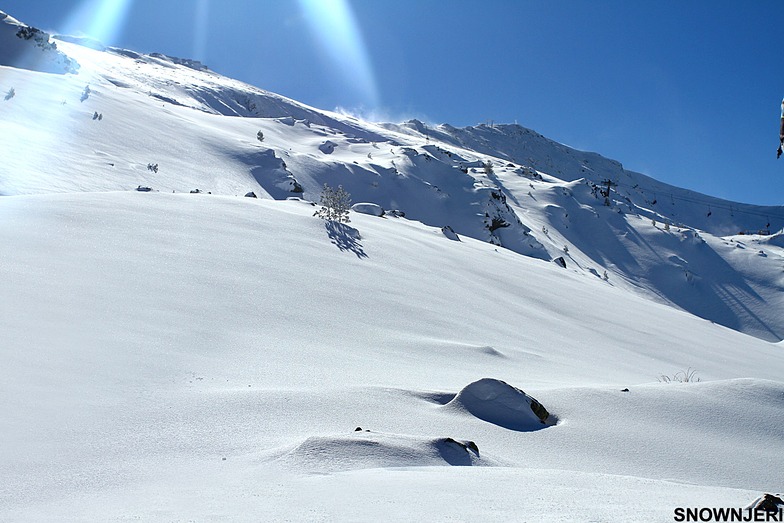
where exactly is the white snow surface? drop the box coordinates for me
[1,12,783,522]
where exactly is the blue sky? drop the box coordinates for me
[3,0,784,206]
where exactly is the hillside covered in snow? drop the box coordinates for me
[1,11,783,522]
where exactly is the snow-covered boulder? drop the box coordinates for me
[319,140,337,154]
[351,202,384,217]
[445,378,551,431]
[441,225,460,241]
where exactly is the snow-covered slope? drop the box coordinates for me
[2,192,783,521]
[1,12,781,342]
[1,13,783,521]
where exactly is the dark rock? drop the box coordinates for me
[752,493,784,512]
[529,397,549,423]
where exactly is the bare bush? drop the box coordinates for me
[657,367,701,383]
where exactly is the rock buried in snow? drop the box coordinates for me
[747,493,784,513]
[441,225,460,241]
[351,202,384,216]
[445,378,551,431]
[318,140,337,154]
[276,431,489,471]
[554,256,567,268]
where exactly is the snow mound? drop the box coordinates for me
[276,431,487,471]
[759,231,784,248]
[445,378,552,431]
[351,202,384,217]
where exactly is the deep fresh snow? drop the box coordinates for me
[1,11,783,521]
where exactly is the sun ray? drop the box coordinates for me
[61,0,134,47]
[192,0,210,63]
[297,0,380,109]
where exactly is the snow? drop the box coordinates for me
[351,201,384,216]
[1,11,783,522]
[444,378,552,430]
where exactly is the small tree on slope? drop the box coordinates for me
[314,183,351,223]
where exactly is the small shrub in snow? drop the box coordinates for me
[81,85,90,102]
[147,163,159,173]
[657,368,700,383]
[483,160,494,175]
[4,87,15,101]
[256,130,264,143]
[314,183,351,223]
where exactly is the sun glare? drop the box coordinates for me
[62,0,134,47]
[192,0,210,63]
[297,0,380,109]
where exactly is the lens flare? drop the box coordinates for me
[297,0,380,109]
[193,0,210,63]
[61,0,134,46]
[0,0,134,192]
